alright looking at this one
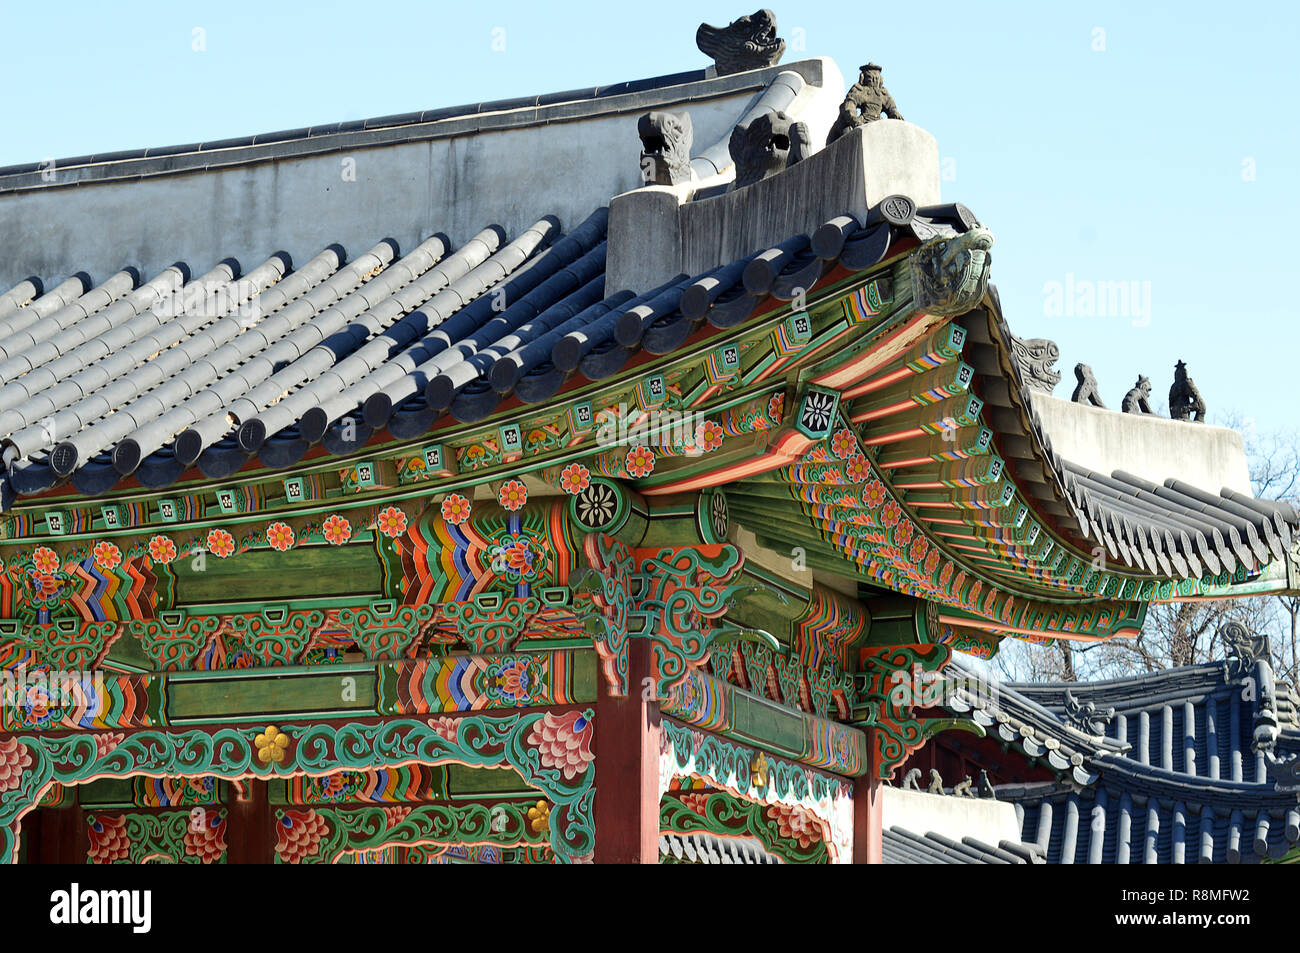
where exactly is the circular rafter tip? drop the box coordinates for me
[362,392,393,429]
[299,407,330,444]
[867,194,916,227]
[49,441,79,476]
[237,418,267,453]
[174,428,205,465]
[111,439,141,475]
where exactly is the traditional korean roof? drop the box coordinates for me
[920,647,1300,863]
[1,51,1295,660]
[658,832,782,864]
[882,825,1043,864]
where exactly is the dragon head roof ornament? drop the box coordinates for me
[638,111,694,187]
[1063,689,1116,736]
[909,227,994,317]
[696,9,785,75]
[728,110,811,189]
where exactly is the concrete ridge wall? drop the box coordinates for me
[882,785,1022,846]
[0,60,829,292]
[606,117,939,293]
[1031,393,1252,495]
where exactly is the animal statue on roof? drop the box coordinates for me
[1064,689,1116,736]
[1263,747,1300,792]
[902,767,922,790]
[696,9,785,75]
[1010,335,1062,394]
[826,63,905,145]
[927,768,945,794]
[910,227,995,317]
[977,769,997,799]
[1222,621,1270,678]
[1121,375,1154,415]
[1168,359,1207,423]
[638,111,694,187]
[728,110,811,189]
[952,776,974,798]
[1070,363,1106,408]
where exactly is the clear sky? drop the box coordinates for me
[1,0,1296,434]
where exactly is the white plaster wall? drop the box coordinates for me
[0,80,785,290]
[882,785,1022,845]
[1032,393,1252,495]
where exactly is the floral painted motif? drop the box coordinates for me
[490,658,534,704]
[92,541,122,571]
[895,521,914,546]
[266,522,295,552]
[275,809,329,864]
[498,480,528,511]
[863,480,887,508]
[844,454,869,483]
[766,803,824,848]
[206,528,236,559]
[441,494,472,525]
[323,514,352,546]
[0,737,32,792]
[625,445,655,478]
[908,536,928,565]
[830,428,857,460]
[695,420,725,453]
[526,710,594,780]
[319,773,348,798]
[558,464,591,496]
[183,810,227,863]
[255,725,289,763]
[24,570,65,606]
[382,805,412,828]
[21,686,50,728]
[880,501,902,528]
[680,793,711,816]
[527,800,550,834]
[923,549,941,576]
[376,505,408,538]
[87,814,131,863]
[939,563,954,587]
[494,538,539,581]
[767,393,785,421]
[32,547,60,574]
[148,535,177,564]
[428,716,458,743]
[94,733,124,760]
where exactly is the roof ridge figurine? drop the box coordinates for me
[696,9,785,76]
[728,110,811,189]
[1168,359,1206,423]
[1121,375,1154,415]
[638,110,694,187]
[827,62,904,146]
[1063,688,1116,736]
[1070,363,1106,408]
[1010,335,1061,394]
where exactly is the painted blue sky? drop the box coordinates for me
[2,1,1296,436]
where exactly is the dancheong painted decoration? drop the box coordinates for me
[0,11,1296,864]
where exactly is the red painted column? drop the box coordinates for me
[226,779,274,864]
[853,729,883,864]
[594,637,661,863]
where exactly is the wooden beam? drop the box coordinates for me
[594,637,661,863]
[854,729,884,864]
